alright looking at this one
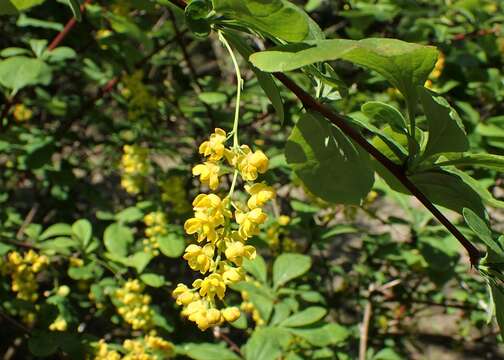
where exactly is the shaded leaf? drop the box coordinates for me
[285,112,374,205]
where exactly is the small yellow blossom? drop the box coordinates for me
[49,316,67,332]
[184,194,229,243]
[245,183,275,209]
[236,145,269,181]
[199,128,227,161]
[192,162,220,190]
[219,263,245,284]
[183,244,215,274]
[193,273,226,300]
[222,307,241,322]
[225,241,256,266]
[278,215,290,226]
[173,284,199,306]
[236,208,268,239]
[95,340,121,360]
[13,104,33,122]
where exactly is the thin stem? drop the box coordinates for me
[219,31,242,201]
[218,31,242,149]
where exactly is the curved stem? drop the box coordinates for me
[218,31,242,149]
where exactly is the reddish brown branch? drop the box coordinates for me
[273,73,481,266]
[48,0,92,50]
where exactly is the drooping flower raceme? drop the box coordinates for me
[172,128,275,331]
[120,145,150,195]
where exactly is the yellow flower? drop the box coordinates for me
[193,273,226,300]
[173,284,198,306]
[184,194,229,243]
[13,104,33,122]
[183,244,215,274]
[236,208,268,239]
[236,145,269,181]
[278,215,290,226]
[192,162,220,190]
[199,128,227,161]
[95,340,121,360]
[115,279,153,330]
[225,241,256,266]
[222,307,241,322]
[183,300,222,330]
[220,264,245,284]
[49,316,67,332]
[245,183,275,209]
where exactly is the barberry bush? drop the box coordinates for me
[1,0,504,359]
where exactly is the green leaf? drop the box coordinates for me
[0,0,44,14]
[72,219,92,248]
[65,0,81,21]
[418,87,468,160]
[435,153,504,172]
[0,242,14,256]
[44,47,76,63]
[126,252,152,273]
[39,237,79,254]
[198,92,227,105]
[491,283,504,340]
[243,255,268,283]
[103,223,133,257]
[463,208,502,255]
[0,47,31,57]
[0,56,52,93]
[225,30,284,123]
[287,323,349,347]
[39,223,72,240]
[140,273,165,287]
[28,331,59,357]
[409,170,486,217]
[250,38,438,108]
[244,327,291,360]
[373,348,403,360]
[68,261,103,280]
[273,253,311,289]
[178,343,241,360]
[285,112,374,205]
[115,206,144,223]
[16,13,64,31]
[444,167,504,209]
[185,0,212,38]
[280,306,327,327]
[232,282,275,320]
[158,233,185,258]
[213,0,315,42]
[361,101,407,132]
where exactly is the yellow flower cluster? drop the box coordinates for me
[95,332,174,360]
[240,290,264,326]
[142,211,168,255]
[115,279,153,330]
[13,104,33,122]
[172,128,274,331]
[121,70,158,122]
[159,176,191,214]
[49,316,68,332]
[266,215,299,253]
[0,250,49,302]
[120,145,150,195]
[95,340,121,360]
